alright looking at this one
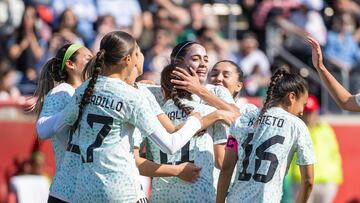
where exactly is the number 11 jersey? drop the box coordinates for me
[227,107,315,203]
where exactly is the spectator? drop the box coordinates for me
[143,27,174,84]
[7,4,45,95]
[96,0,143,39]
[230,32,271,97]
[91,15,117,53]
[52,0,97,46]
[53,9,84,45]
[0,59,23,102]
[325,12,360,72]
[0,0,25,37]
[290,95,343,203]
[177,0,206,42]
[276,0,327,63]
[196,27,228,67]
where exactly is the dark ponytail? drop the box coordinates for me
[70,31,136,133]
[254,67,308,127]
[31,44,79,116]
[161,63,194,115]
[70,50,104,133]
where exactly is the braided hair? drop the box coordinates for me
[70,31,136,132]
[161,63,194,115]
[254,67,308,127]
[32,44,79,116]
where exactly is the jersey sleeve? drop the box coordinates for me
[39,84,74,117]
[295,122,316,165]
[133,128,145,148]
[355,94,360,107]
[137,83,165,106]
[212,121,229,145]
[126,97,161,136]
[138,86,164,116]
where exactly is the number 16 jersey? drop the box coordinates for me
[227,107,315,203]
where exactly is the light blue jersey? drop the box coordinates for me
[227,107,315,203]
[62,76,166,202]
[356,93,360,107]
[39,83,76,201]
[135,99,227,202]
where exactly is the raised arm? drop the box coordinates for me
[172,67,239,114]
[307,36,360,112]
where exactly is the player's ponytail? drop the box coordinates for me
[161,63,194,115]
[254,67,308,127]
[31,44,80,116]
[70,50,104,133]
[70,31,136,133]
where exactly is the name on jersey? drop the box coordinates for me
[167,110,187,121]
[248,115,284,128]
[89,94,123,112]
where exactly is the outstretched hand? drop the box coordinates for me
[307,36,324,70]
[171,67,204,95]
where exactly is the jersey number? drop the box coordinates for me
[160,141,193,164]
[84,114,113,163]
[238,133,285,183]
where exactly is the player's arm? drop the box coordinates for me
[213,143,226,169]
[134,148,201,183]
[307,36,360,112]
[216,149,237,203]
[171,67,239,114]
[296,164,314,203]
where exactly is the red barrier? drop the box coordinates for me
[0,121,359,202]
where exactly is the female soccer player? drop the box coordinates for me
[307,36,360,112]
[33,43,92,202]
[134,62,229,202]
[217,68,315,203]
[139,41,238,113]
[51,31,235,202]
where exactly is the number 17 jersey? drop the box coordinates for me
[227,107,315,203]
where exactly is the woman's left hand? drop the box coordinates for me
[171,67,204,95]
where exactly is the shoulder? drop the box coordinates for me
[231,108,259,135]
[204,84,235,103]
[49,83,75,97]
[239,103,258,115]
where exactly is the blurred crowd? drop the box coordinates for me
[1,0,360,106]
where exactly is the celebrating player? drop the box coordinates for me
[135,62,230,202]
[48,31,235,202]
[33,44,92,202]
[217,67,315,203]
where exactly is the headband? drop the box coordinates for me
[61,44,84,72]
[174,41,196,60]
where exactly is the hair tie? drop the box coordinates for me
[61,44,84,72]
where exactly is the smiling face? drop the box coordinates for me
[183,44,209,84]
[208,61,243,98]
